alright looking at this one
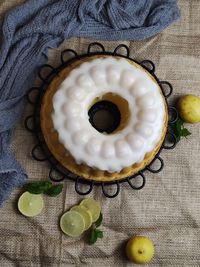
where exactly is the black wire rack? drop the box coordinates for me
[25,42,178,198]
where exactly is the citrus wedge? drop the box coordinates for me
[60,211,85,237]
[80,198,101,223]
[71,205,92,230]
[18,191,44,217]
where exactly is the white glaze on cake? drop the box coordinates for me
[52,57,166,172]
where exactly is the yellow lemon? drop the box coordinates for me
[126,236,154,264]
[177,95,200,123]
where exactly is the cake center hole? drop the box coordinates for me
[88,100,121,134]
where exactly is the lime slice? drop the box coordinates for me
[18,192,44,217]
[71,205,93,230]
[60,211,85,237]
[80,198,101,223]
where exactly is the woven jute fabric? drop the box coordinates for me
[1,0,200,266]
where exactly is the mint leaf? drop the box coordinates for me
[25,181,63,197]
[172,118,191,142]
[95,212,103,228]
[89,228,98,245]
[174,119,183,141]
[89,229,103,245]
[181,128,191,138]
[88,213,104,245]
[95,229,103,238]
[25,181,52,194]
[45,184,63,197]
[175,118,182,132]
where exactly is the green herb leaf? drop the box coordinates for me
[89,228,98,245]
[174,119,182,141]
[95,229,103,238]
[88,212,104,245]
[25,181,52,194]
[45,184,63,197]
[180,128,192,138]
[25,181,63,197]
[172,118,191,142]
[95,212,103,228]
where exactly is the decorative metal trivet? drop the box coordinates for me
[25,42,178,198]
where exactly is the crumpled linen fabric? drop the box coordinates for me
[0,0,180,206]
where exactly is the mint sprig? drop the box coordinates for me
[44,184,63,197]
[172,118,191,142]
[25,181,63,197]
[94,212,103,228]
[89,212,103,245]
[25,181,52,194]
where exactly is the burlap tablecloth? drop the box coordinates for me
[1,1,200,266]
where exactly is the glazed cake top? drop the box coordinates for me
[52,57,166,173]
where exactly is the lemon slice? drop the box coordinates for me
[80,198,101,223]
[60,211,85,237]
[18,192,44,217]
[71,205,93,230]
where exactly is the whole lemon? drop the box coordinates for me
[177,95,200,123]
[126,236,154,264]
